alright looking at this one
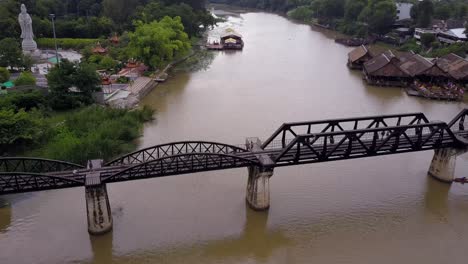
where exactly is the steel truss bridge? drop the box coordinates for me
[2,109,468,195]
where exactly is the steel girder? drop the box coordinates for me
[262,113,430,149]
[272,121,459,166]
[106,141,248,166]
[0,172,83,195]
[0,157,84,173]
[102,152,260,183]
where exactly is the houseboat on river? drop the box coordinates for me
[207,28,244,50]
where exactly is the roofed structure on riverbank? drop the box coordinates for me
[364,51,408,77]
[363,50,409,86]
[347,45,373,69]
[433,53,468,82]
[398,54,446,78]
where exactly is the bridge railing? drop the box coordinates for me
[262,113,430,150]
[273,121,458,166]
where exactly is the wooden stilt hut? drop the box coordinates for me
[399,54,448,82]
[434,54,468,86]
[363,50,409,87]
[347,45,373,70]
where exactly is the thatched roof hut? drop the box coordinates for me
[399,54,442,77]
[347,45,373,69]
[363,51,408,78]
[433,53,468,81]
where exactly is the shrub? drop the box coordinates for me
[0,67,10,83]
[37,38,101,50]
[287,6,313,21]
[428,42,468,57]
[420,33,436,48]
[0,90,47,111]
[40,105,154,164]
[14,72,36,86]
[399,39,422,53]
[431,41,441,49]
[99,56,117,70]
[0,109,46,153]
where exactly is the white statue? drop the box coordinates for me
[18,4,37,52]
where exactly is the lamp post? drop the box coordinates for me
[49,14,59,66]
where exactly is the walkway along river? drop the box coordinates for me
[2,9,468,264]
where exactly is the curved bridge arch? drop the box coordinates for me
[102,152,259,183]
[0,157,84,173]
[0,172,84,194]
[105,141,248,166]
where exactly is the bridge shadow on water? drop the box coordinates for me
[0,198,11,234]
[89,227,114,263]
[87,204,291,263]
[424,175,451,220]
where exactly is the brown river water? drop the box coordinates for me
[2,8,468,264]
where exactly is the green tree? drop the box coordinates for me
[21,55,35,71]
[287,6,313,21]
[127,16,191,69]
[47,60,101,109]
[14,72,36,86]
[0,90,46,111]
[368,0,396,34]
[135,1,215,37]
[344,0,367,21]
[413,0,434,28]
[103,0,140,24]
[0,67,10,83]
[0,109,45,152]
[99,56,117,70]
[420,33,436,48]
[357,0,395,34]
[317,0,345,18]
[434,3,451,20]
[0,38,23,68]
[0,0,21,39]
[73,63,101,97]
[454,3,467,19]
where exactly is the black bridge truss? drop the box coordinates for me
[1,110,468,195]
[0,158,84,173]
[106,141,247,166]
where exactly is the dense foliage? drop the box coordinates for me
[47,60,101,110]
[0,89,154,163]
[14,72,36,86]
[0,0,212,39]
[0,68,10,83]
[212,0,468,36]
[38,105,154,164]
[127,17,191,69]
[0,108,46,152]
[0,38,23,68]
[36,38,101,49]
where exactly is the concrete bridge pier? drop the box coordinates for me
[246,166,273,210]
[245,137,275,211]
[429,148,467,183]
[85,160,113,235]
